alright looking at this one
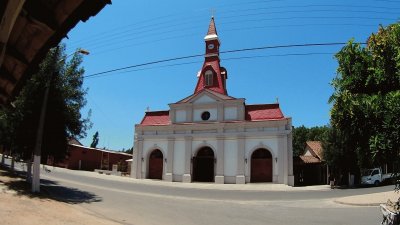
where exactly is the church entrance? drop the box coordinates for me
[193,147,215,182]
[148,149,163,179]
[251,148,272,182]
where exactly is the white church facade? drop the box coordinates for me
[131,17,294,185]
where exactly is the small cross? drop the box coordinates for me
[146,106,150,112]
[210,8,216,18]
[276,97,279,103]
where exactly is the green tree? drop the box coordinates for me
[328,22,400,189]
[0,45,91,162]
[90,131,99,148]
[292,125,309,157]
[292,125,329,157]
[123,147,133,154]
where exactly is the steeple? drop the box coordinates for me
[206,16,218,37]
[194,17,227,95]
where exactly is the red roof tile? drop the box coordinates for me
[245,104,285,121]
[299,155,322,164]
[306,141,323,160]
[140,111,170,126]
[194,60,226,95]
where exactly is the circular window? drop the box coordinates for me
[201,111,211,121]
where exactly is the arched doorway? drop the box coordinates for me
[148,149,163,179]
[251,148,272,182]
[193,147,214,182]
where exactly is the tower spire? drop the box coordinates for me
[206,16,217,36]
[194,17,228,95]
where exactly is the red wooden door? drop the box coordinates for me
[251,149,272,182]
[149,158,163,179]
[148,150,163,179]
[251,158,272,182]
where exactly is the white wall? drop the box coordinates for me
[192,139,217,156]
[224,107,237,121]
[224,139,237,176]
[175,110,186,123]
[173,139,185,175]
[193,95,216,103]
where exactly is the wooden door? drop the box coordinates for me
[251,149,272,182]
[193,147,214,182]
[148,150,163,179]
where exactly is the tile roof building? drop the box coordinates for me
[132,17,294,185]
[294,141,328,186]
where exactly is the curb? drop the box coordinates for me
[333,199,381,206]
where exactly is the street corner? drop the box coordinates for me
[334,191,400,206]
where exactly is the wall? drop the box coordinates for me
[50,145,132,172]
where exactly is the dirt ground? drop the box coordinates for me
[0,167,119,225]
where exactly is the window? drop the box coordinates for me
[201,111,211,121]
[205,70,213,86]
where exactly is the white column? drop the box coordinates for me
[165,137,174,182]
[183,136,192,183]
[287,132,295,186]
[282,135,289,185]
[236,135,245,184]
[135,138,143,179]
[215,136,224,183]
[278,135,284,184]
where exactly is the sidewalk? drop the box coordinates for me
[335,191,399,206]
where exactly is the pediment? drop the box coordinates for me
[186,89,234,105]
[192,93,217,104]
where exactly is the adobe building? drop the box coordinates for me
[131,17,294,185]
[48,139,131,173]
[294,141,328,186]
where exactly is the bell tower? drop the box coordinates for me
[194,17,228,95]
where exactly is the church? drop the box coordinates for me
[131,17,294,185]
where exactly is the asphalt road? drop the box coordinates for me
[3,158,389,225]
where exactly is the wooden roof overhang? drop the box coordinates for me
[0,0,111,106]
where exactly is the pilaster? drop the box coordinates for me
[165,137,175,182]
[278,135,284,183]
[183,136,192,183]
[135,137,144,179]
[215,135,224,184]
[236,135,245,184]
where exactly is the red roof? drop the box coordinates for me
[194,60,227,95]
[306,141,323,160]
[140,111,170,126]
[299,155,322,164]
[245,104,285,121]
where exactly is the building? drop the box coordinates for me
[131,17,294,185]
[294,141,328,186]
[48,140,131,173]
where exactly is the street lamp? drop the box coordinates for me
[31,47,89,193]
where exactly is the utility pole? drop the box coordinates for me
[31,48,89,193]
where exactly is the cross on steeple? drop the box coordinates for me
[210,8,216,18]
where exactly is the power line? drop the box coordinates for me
[84,42,364,78]
[67,3,399,51]
[85,52,336,80]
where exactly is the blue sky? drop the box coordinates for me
[63,0,399,150]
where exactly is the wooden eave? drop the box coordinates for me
[0,0,111,105]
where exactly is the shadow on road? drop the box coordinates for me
[0,166,102,204]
